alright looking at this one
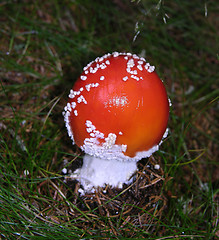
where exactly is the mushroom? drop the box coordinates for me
[63,52,169,192]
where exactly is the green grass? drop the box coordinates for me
[0,0,218,239]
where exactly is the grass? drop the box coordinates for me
[0,0,218,239]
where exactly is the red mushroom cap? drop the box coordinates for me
[64,52,169,161]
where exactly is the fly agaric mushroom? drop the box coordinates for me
[63,52,169,192]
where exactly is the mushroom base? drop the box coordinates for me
[76,154,138,193]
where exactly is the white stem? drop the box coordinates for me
[77,154,138,192]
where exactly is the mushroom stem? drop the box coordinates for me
[78,154,137,192]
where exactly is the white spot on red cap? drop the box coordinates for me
[137,65,143,71]
[80,75,87,81]
[113,52,119,57]
[148,65,155,73]
[71,102,76,109]
[121,144,127,152]
[123,76,128,81]
[131,75,140,81]
[74,110,78,116]
[103,133,117,149]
